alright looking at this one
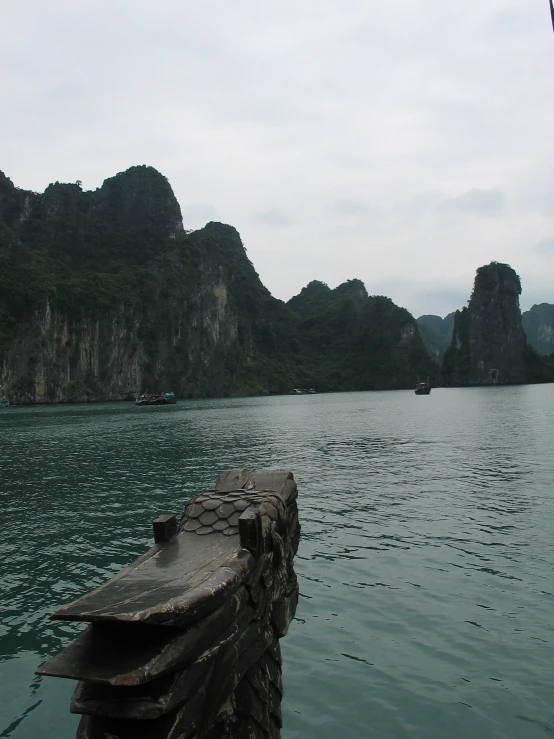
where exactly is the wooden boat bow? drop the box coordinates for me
[37,468,301,739]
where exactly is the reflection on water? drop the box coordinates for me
[1,386,553,738]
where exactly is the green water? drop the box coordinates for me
[1,387,553,738]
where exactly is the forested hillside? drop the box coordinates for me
[288,280,438,391]
[0,166,437,402]
[522,303,554,357]
[416,313,455,363]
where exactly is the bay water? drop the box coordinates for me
[1,386,553,738]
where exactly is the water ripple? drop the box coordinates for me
[1,386,553,738]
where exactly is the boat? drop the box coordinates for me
[292,388,316,395]
[135,392,176,406]
[415,378,431,395]
[0,398,10,408]
[35,468,301,738]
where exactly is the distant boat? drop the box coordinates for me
[135,392,176,406]
[415,378,431,395]
[292,388,316,395]
[0,398,10,408]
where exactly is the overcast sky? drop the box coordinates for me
[2,0,554,317]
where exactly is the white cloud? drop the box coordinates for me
[251,209,291,227]
[536,238,554,253]
[1,0,554,317]
[439,189,506,213]
[181,204,218,230]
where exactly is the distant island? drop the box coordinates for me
[0,166,553,404]
[418,296,554,363]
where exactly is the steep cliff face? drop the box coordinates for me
[0,165,442,403]
[0,228,299,402]
[0,167,299,402]
[442,263,554,386]
[522,304,554,356]
[0,260,245,403]
[1,303,143,403]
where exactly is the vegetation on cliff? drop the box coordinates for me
[0,166,435,401]
[416,313,456,364]
[442,263,554,386]
[522,303,554,357]
[0,167,178,340]
[288,280,439,391]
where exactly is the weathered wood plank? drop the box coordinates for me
[70,601,256,719]
[76,691,205,739]
[37,588,249,685]
[251,470,294,496]
[50,533,254,627]
[205,625,274,724]
[214,468,254,492]
[37,468,301,739]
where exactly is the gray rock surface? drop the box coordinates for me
[442,263,554,386]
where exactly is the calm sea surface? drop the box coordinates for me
[1,387,553,738]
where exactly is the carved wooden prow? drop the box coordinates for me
[37,468,301,738]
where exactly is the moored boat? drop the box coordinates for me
[135,392,176,406]
[415,378,431,395]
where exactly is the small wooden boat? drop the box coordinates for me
[135,392,176,406]
[415,378,431,395]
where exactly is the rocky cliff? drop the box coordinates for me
[0,165,436,403]
[442,263,554,386]
[416,313,455,364]
[522,304,554,356]
[288,280,438,391]
[0,168,300,402]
